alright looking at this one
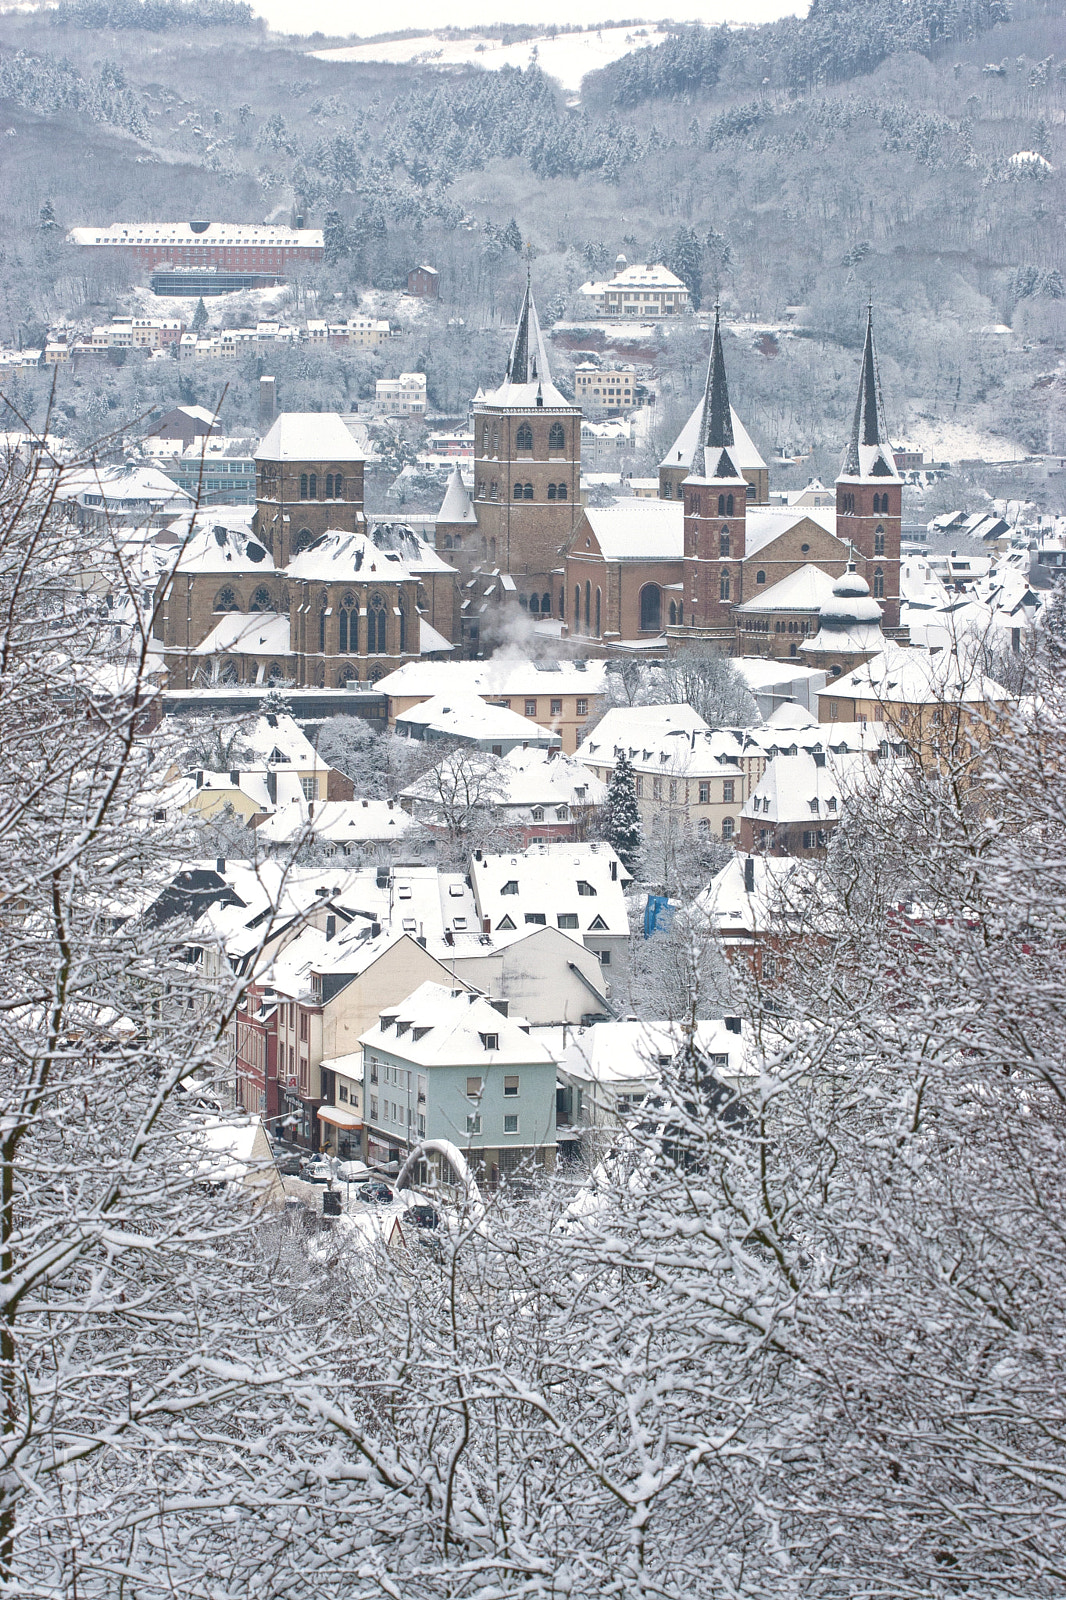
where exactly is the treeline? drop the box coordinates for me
[50,0,255,28]
[595,0,1012,103]
[0,49,148,136]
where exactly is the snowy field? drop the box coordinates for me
[305,11,805,93]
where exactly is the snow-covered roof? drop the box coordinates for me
[360,980,552,1069]
[737,563,838,613]
[60,462,192,507]
[557,1019,755,1090]
[819,642,1013,707]
[71,222,322,248]
[801,567,886,656]
[256,797,421,848]
[190,611,290,657]
[742,504,839,561]
[169,510,271,575]
[375,658,608,701]
[479,282,576,412]
[660,402,767,475]
[419,620,455,655]
[396,693,559,747]
[694,853,818,938]
[741,751,843,826]
[287,531,410,583]
[471,842,630,938]
[436,463,478,525]
[582,262,687,294]
[581,499,682,562]
[255,412,365,463]
[240,712,321,768]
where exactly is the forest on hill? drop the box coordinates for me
[0,0,1063,487]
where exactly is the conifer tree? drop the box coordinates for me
[600,749,643,872]
[190,296,209,335]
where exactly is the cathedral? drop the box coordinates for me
[155,284,904,690]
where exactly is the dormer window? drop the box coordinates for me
[576,880,596,897]
[479,1032,499,1051]
[500,879,519,895]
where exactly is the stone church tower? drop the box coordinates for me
[835,310,903,630]
[682,307,750,643]
[470,278,581,616]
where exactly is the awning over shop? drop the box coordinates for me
[316,1105,362,1130]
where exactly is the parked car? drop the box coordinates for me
[274,1154,304,1177]
[334,1160,371,1182]
[301,1157,333,1184]
[357,1180,393,1205]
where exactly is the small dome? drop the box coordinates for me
[818,567,883,630]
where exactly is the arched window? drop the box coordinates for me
[719,527,730,558]
[490,481,498,500]
[720,571,731,601]
[556,481,567,500]
[337,595,355,656]
[325,473,333,499]
[523,483,534,500]
[319,593,329,652]
[541,592,551,615]
[559,589,565,618]
[214,587,238,612]
[338,666,356,688]
[516,423,533,451]
[548,421,565,452]
[308,473,317,500]
[547,483,557,500]
[368,593,387,654]
[491,423,499,454]
[841,492,855,515]
[513,481,524,500]
[756,570,766,585]
[398,600,406,654]
[250,585,273,612]
[265,662,284,686]
[218,658,239,685]
[678,600,683,625]
[722,817,735,841]
[584,581,591,633]
[292,528,314,555]
[299,473,308,500]
[718,493,726,515]
[481,423,489,452]
[453,534,462,550]
[669,600,677,626]
[727,494,734,516]
[874,525,885,555]
[442,533,453,550]
[529,594,540,615]
[639,584,662,632]
[746,482,755,500]
[334,473,343,500]
[595,587,601,637]
[873,567,885,599]
[574,585,581,631]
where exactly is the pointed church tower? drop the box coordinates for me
[682,306,750,637]
[470,274,581,616]
[835,309,903,629]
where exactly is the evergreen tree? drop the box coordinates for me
[190,297,208,335]
[600,750,643,873]
[502,217,523,254]
[323,208,349,264]
[668,225,703,310]
[37,197,59,234]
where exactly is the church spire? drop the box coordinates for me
[691,304,741,481]
[504,272,552,387]
[843,306,893,477]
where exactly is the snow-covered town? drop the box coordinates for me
[3,1,1066,1594]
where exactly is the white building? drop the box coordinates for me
[579,257,690,318]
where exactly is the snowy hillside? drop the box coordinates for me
[306,13,803,95]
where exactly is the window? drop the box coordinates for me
[699,781,710,804]
[524,912,546,925]
[480,1032,499,1051]
[722,817,735,841]
[500,879,519,895]
[516,422,532,450]
[466,1076,482,1097]
[639,584,661,632]
[557,482,568,499]
[719,528,730,558]
[874,526,885,556]
[550,698,562,715]
[596,588,601,637]
[652,777,662,801]
[547,482,556,500]
[339,592,356,654]
[249,585,272,612]
[841,492,855,514]
[370,1096,378,1119]
[548,421,565,451]
[497,914,515,930]
[504,1075,519,1097]
[513,481,524,500]
[635,776,643,797]
[308,473,317,500]
[598,949,611,965]
[873,567,885,599]
[503,1115,519,1135]
[525,699,537,716]
[756,570,766,585]
[368,593,387,653]
[558,913,578,928]
[214,587,237,612]
[466,1114,482,1136]
[531,807,544,822]
[723,780,735,803]
[299,473,308,499]
[577,698,588,717]
[556,805,569,821]
[829,701,838,719]
[299,1012,308,1041]
[301,777,317,801]
[720,571,731,601]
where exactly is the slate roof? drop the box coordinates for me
[838,310,901,483]
[479,280,576,412]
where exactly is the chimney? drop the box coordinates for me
[229,769,239,785]
[259,375,277,429]
[744,856,755,894]
[326,915,336,941]
[195,770,203,789]
[266,769,277,806]
[813,751,826,768]
[215,857,225,873]
[489,997,509,1017]
[482,917,491,934]
[610,860,618,881]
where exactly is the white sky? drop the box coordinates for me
[253,2,806,39]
